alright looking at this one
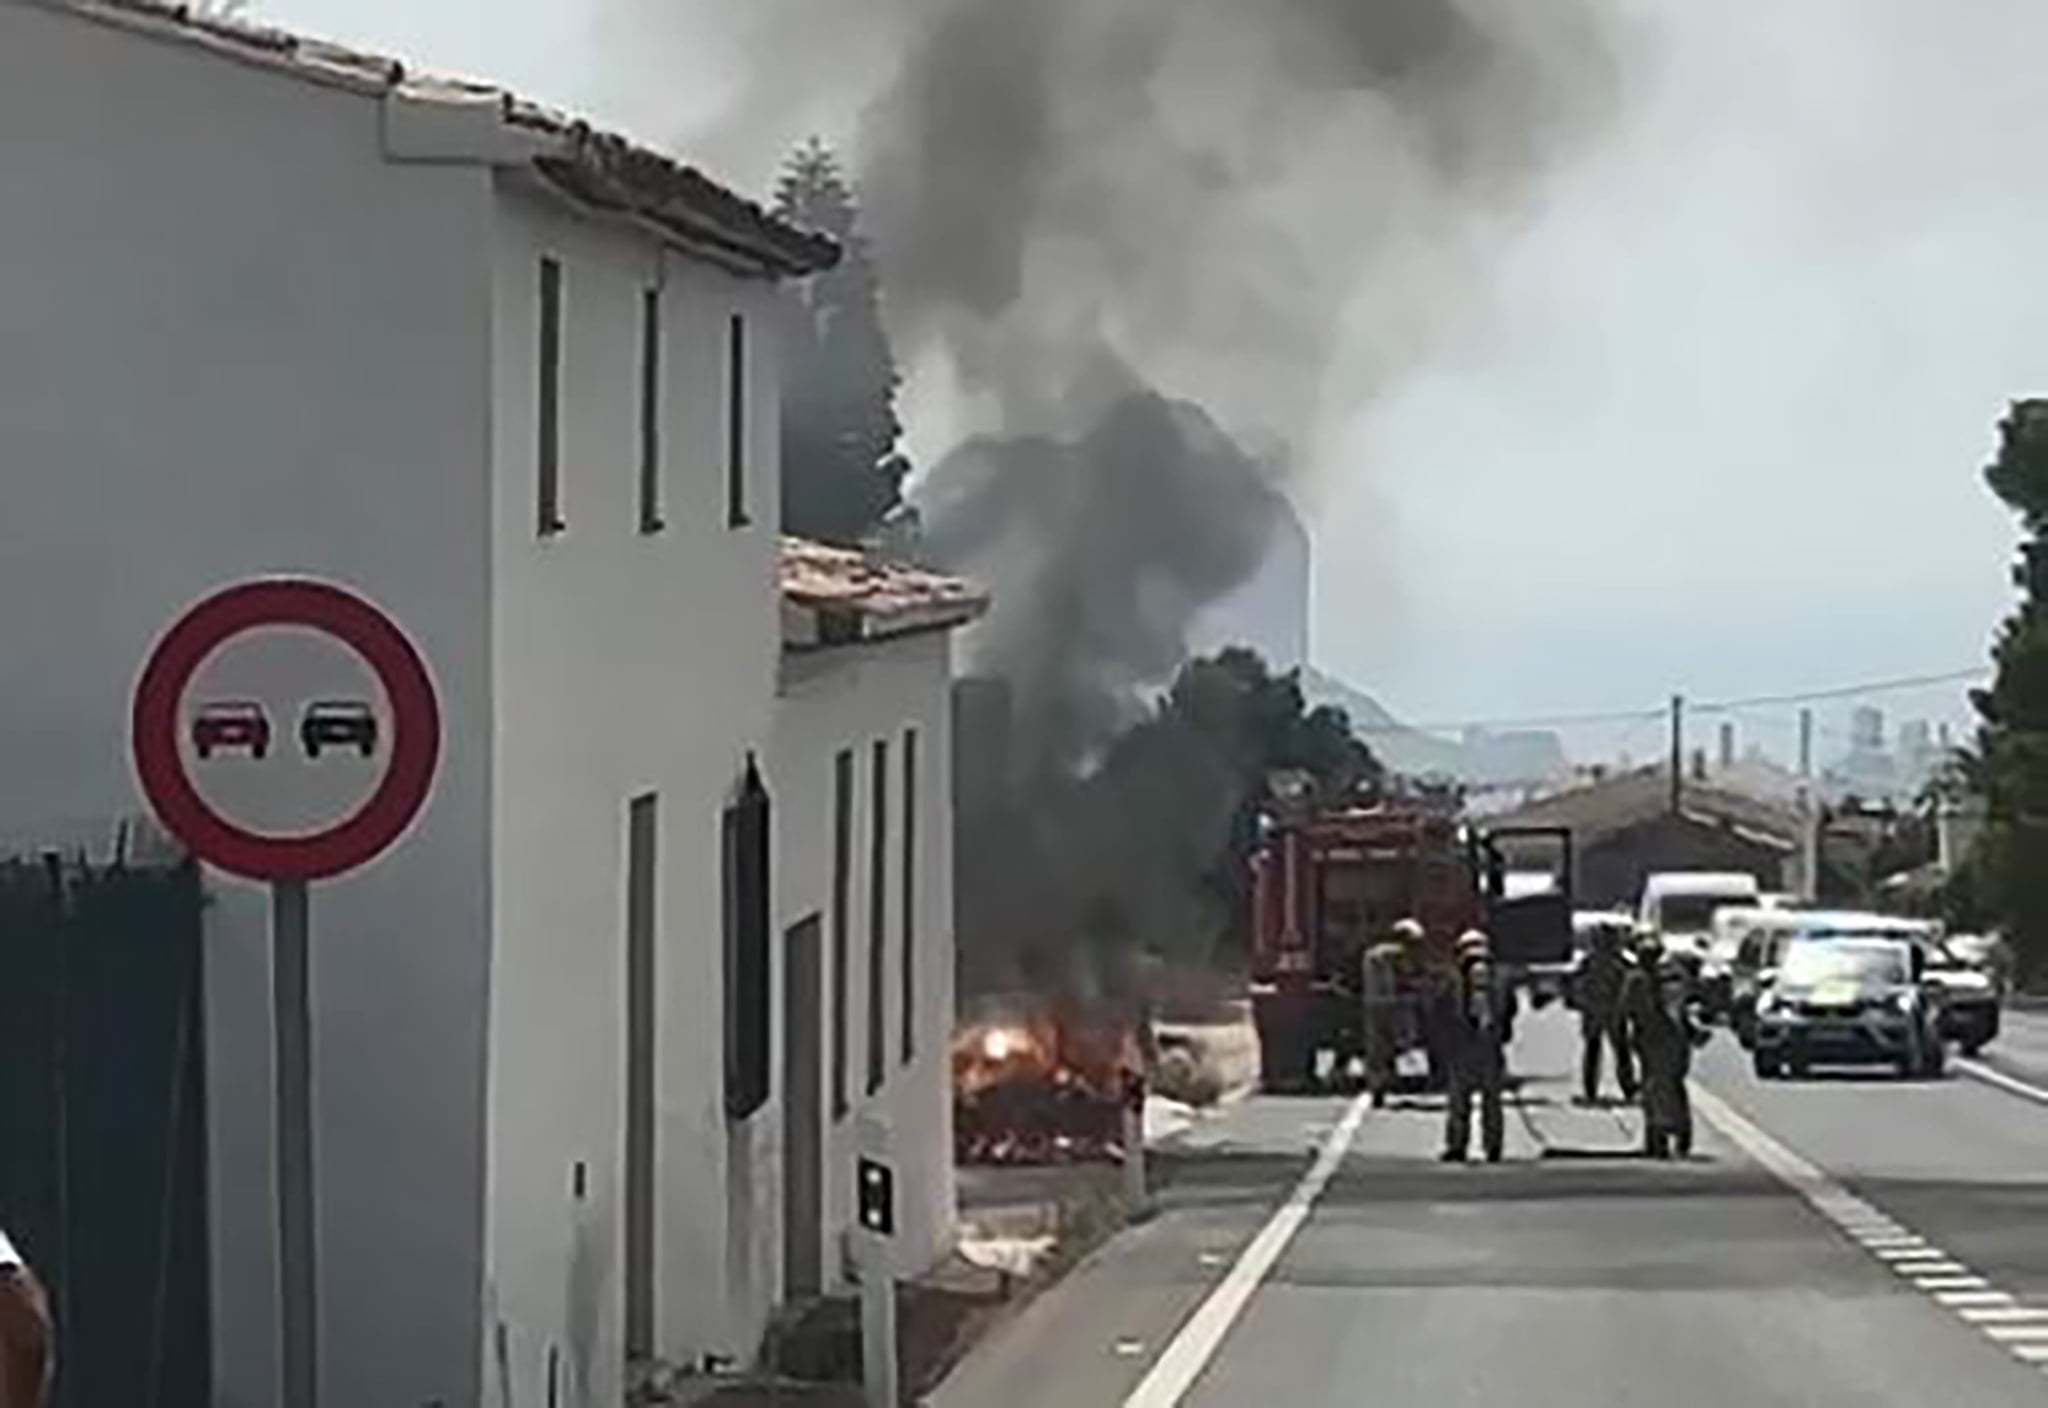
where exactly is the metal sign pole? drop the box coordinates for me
[273,879,318,1408]
[859,1230,898,1408]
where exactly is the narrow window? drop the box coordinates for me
[725,760,772,1121]
[831,749,853,1119]
[623,792,657,1359]
[901,728,919,1065]
[638,287,664,534]
[866,738,889,1096]
[726,312,749,529]
[537,257,565,536]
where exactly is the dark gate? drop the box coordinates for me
[0,853,211,1408]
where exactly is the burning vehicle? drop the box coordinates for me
[952,998,1146,1166]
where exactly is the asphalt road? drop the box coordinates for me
[933,1005,2048,1406]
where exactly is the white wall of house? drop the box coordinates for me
[0,8,496,1407]
[770,630,960,1298]
[484,183,787,1405]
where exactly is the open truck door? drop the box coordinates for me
[1473,825,1575,970]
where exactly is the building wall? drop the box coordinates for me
[484,183,786,1405]
[770,631,960,1301]
[1580,817,1788,911]
[0,10,496,1406]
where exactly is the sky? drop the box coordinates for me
[255,0,2038,766]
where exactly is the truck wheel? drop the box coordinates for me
[1752,1053,1780,1080]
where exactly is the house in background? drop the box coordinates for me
[0,2,977,1405]
[771,540,986,1304]
[1490,767,1801,910]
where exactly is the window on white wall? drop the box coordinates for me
[831,748,853,1120]
[901,728,919,1065]
[866,737,889,1097]
[726,312,749,529]
[537,256,566,537]
[624,792,657,1359]
[638,286,665,534]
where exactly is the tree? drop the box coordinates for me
[772,140,910,544]
[952,647,1383,994]
[1966,400,2048,980]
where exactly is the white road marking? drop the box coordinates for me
[1690,1081,2048,1374]
[1961,1307,2048,1325]
[1120,1093,1371,1408]
[1955,1057,2048,1107]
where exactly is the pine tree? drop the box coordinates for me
[1968,400,2048,978]
[772,140,909,544]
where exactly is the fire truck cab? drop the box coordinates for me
[1248,801,1573,1093]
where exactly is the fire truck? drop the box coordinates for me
[1248,795,1574,1092]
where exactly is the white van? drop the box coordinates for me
[1639,872,1764,960]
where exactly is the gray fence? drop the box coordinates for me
[0,850,210,1408]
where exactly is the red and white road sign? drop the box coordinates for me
[131,578,440,881]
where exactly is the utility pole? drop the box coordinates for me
[1796,708,1818,901]
[1668,694,1684,813]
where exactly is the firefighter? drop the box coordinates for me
[1441,928,1508,1164]
[1361,918,1418,1107]
[1576,920,1637,1106]
[1622,927,1710,1159]
[0,1225,51,1408]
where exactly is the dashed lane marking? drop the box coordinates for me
[1119,1092,1371,1408]
[1690,1081,2048,1376]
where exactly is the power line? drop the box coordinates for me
[1336,666,1987,739]
[1691,667,1990,715]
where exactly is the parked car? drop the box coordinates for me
[191,700,271,760]
[1752,937,1945,1079]
[1947,932,2015,1004]
[1701,905,1779,1023]
[1729,911,1941,1048]
[300,700,378,759]
[1640,871,1763,973]
[1921,939,2000,1055]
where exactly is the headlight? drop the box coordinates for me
[1890,992,1915,1015]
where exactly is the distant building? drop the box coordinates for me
[1488,768,1800,909]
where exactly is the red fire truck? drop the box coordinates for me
[1248,798,1573,1092]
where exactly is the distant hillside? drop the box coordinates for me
[1300,667,1570,787]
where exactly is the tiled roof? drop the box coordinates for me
[1491,767,1803,851]
[30,0,838,278]
[780,538,988,651]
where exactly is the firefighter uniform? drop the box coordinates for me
[1622,931,1709,1159]
[1360,940,1403,1107]
[1442,930,1509,1163]
[1361,918,1423,1108]
[1577,924,1637,1106]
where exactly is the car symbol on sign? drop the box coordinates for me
[192,700,272,760]
[301,700,379,760]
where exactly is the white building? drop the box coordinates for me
[0,3,981,1405]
